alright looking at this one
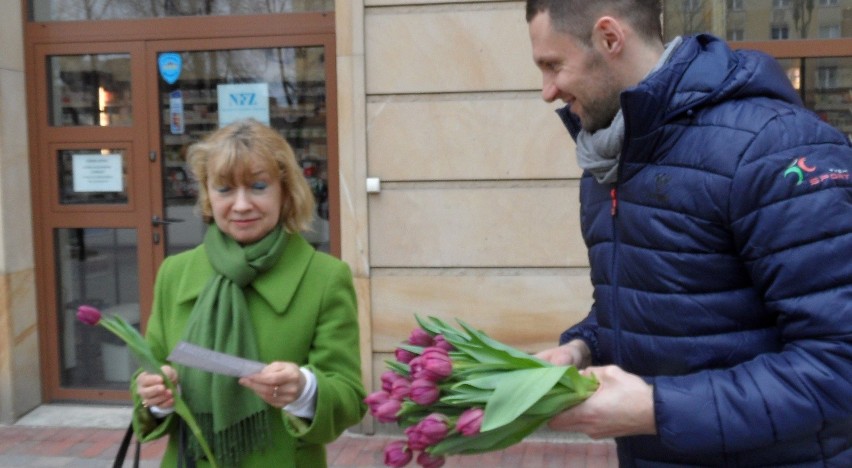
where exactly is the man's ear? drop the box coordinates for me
[591,16,625,56]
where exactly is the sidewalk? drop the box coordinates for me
[0,405,617,467]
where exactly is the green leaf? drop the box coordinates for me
[416,315,470,344]
[440,388,492,405]
[481,367,569,432]
[456,319,551,368]
[383,360,410,377]
[174,397,219,467]
[429,416,546,456]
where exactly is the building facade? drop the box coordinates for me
[1,0,850,434]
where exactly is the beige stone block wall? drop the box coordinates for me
[0,0,40,424]
[359,0,591,401]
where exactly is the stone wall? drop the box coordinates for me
[0,1,40,423]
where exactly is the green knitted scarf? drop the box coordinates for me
[178,224,287,466]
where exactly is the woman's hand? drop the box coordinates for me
[548,365,656,439]
[136,365,179,409]
[239,361,305,408]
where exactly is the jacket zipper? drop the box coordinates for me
[609,183,622,366]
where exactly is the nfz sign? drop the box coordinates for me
[217,83,270,127]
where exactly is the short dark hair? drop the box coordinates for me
[525,0,663,46]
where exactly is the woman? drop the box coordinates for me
[133,119,366,467]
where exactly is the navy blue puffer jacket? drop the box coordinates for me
[558,35,852,466]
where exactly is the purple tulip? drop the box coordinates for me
[416,451,446,468]
[390,378,412,400]
[409,378,440,406]
[395,347,417,364]
[364,390,390,416]
[381,370,404,393]
[414,347,452,382]
[415,413,450,447]
[408,357,423,379]
[456,407,484,436]
[374,399,402,423]
[407,328,434,347]
[404,425,428,451]
[432,335,455,352]
[76,305,102,326]
[383,440,412,468]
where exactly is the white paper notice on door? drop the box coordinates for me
[217,83,270,127]
[72,153,123,192]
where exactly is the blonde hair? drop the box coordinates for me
[187,119,316,233]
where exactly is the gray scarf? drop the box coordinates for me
[576,36,683,184]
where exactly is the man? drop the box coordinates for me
[526,0,852,466]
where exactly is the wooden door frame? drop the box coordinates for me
[25,12,337,403]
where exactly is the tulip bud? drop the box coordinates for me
[381,370,403,393]
[416,451,446,468]
[415,347,452,382]
[383,440,412,468]
[374,399,402,423]
[76,305,102,326]
[417,413,449,446]
[408,357,423,379]
[390,378,412,400]
[364,390,390,416]
[456,408,484,436]
[432,335,455,352]
[409,378,440,406]
[404,425,428,451]
[408,328,434,347]
[395,347,417,364]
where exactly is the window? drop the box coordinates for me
[771,25,790,39]
[773,0,792,8]
[820,25,841,38]
[30,0,334,21]
[682,0,700,12]
[728,0,744,10]
[727,29,745,41]
[816,66,838,89]
[819,0,839,6]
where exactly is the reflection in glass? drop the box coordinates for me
[662,0,852,41]
[159,46,330,255]
[31,0,333,21]
[58,149,129,204]
[803,57,852,143]
[48,54,132,127]
[56,228,140,389]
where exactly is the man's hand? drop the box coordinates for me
[535,339,592,368]
[548,365,656,439]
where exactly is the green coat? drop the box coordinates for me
[132,233,366,467]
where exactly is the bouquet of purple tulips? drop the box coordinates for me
[364,315,599,468]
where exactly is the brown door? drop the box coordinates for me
[29,17,337,403]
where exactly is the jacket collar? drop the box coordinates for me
[174,232,315,314]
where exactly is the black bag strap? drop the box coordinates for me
[112,422,140,468]
[178,418,197,468]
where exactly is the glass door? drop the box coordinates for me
[32,42,159,401]
[146,36,338,264]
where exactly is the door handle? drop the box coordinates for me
[152,215,184,226]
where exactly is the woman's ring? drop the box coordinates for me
[273,386,279,398]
